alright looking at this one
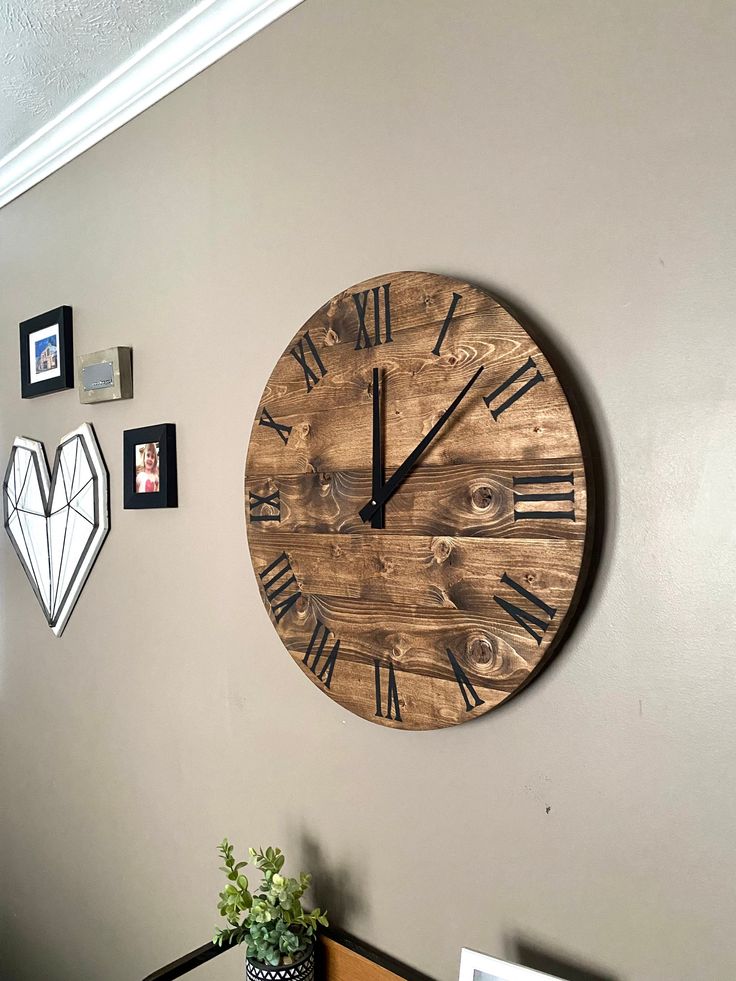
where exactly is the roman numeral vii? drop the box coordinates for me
[303,620,340,689]
[494,572,557,646]
[353,283,392,350]
[259,552,301,622]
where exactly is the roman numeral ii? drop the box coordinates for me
[494,572,556,646]
[484,356,544,420]
[290,330,327,393]
[303,620,340,689]
[259,552,301,622]
[353,283,392,350]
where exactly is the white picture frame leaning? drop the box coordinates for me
[459,948,564,981]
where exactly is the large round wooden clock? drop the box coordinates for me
[245,272,593,730]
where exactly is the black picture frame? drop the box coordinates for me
[123,424,178,509]
[19,306,74,398]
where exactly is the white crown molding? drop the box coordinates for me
[0,0,304,210]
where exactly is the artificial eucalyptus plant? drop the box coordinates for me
[213,840,328,966]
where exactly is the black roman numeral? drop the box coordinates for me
[494,572,556,646]
[303,620,340,689]
[374,660,401,721]
[259,552,301,622]
[259,407,291,445]
[432,292,462,356]
[290,330,327,393]
[483,356,544,420]
[353,283,392,350]
[513,474,575,521]
[248,486,280,522]
[446,648,485,712]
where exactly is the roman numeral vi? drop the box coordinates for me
[494,572,556,646]
[374,660,402,721]
[259,552,302,622]
[446,648,485,712]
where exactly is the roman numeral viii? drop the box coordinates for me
[446,648,485,712]
[259,552,301,622]
[290,330,327,393]
[374,660,402,721]
[484,356,544,420]
[353,283,392,350]
[513,473,575,521]
[494,572,556,646]
[249,486,280,522]
[303,620,340,689]
[259,407,292,445]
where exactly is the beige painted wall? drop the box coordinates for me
[1,2,735,979]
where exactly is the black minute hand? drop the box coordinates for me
[359,365,484,524]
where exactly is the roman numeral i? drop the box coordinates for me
[484,356,544,420]
[513,473,575,521]
[259,552,301,623]
[303,620,340,689]
[494,572,556,646]
[353,283,392,350]
[290,330,327,393]
[374,660,401,721]
[432,292,462,356]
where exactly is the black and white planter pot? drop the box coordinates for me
[245,944,315,981]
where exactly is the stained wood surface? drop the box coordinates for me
[245,271,592,730]
[320,936,414,981]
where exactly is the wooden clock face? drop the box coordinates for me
[245,272,593,730]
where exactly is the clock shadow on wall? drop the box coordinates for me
[245,271,606,730]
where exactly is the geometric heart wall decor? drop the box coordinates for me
[2,423,109,636]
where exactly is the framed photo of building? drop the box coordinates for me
[19,306,74,398]
[123,424,177,510]
[459,949,563,981]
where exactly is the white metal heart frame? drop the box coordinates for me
[2,423,109,637]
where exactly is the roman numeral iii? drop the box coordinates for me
[353,283,392,350]
[290,330,327,393]
[446,648,485,711]
[494,572,557,645]
[432,292,462,356]
[374,659,401,721]
[259,552,301,622]
[303,620,340,689]
[513,473,575,521]
[248,487,280,522]
[259,407,292,445]
[484,356,544,420]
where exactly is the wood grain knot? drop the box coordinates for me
[324,327,339,346]
[471,485,494,510]
[431,537,453,564]
[318,472,332,493]
[466,633,496,668]
[300,422,311,438]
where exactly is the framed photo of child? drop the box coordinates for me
[123,424,177,509]
[19,306,74,398]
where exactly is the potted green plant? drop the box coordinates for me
[213,839,328,980]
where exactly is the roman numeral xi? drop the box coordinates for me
[354,283,392,350]
[290,330,327,393]
[259,552,301,623]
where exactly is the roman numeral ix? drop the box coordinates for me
[374,659,402,721]
[290,330,327,393]
[494,572,557,646]
[513,473,575,521]
[259,552,301,622]
[432,292,462,356]
[259,407,292,445]
[353,283,392,350]
[248,486,280,522]
[446,648,485,712]
[484,356,544,420]
[303,620,340,689]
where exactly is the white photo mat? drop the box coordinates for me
[459,948,564,981]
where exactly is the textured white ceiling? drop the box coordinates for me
[0,0,200,158]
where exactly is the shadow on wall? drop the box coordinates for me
[299,830,367,926]
[510,934,622,981]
